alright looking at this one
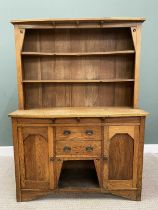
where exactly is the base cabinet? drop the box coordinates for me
[12,117,145,201]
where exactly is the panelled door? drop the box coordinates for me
[18,126,55,190]
[103,125,139,190]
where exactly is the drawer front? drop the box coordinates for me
[17,118,53,124]
[56,126,101,141]
[56,141,101,157]
[55,118,101,124]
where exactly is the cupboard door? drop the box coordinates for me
[103,125,139,190]
[18,126,55,189]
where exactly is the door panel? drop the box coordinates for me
[18,127,54,189]
[103,125,139,190]
[24,134,49,181]
[109,134,134,180]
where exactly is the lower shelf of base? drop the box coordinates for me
[18,188,142,202]
[58,167,100,188]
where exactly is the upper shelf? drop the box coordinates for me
[21,50,135,56]
[22,79,135,83]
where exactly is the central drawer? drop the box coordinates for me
[56,126,101,141]
[56,140,101,157]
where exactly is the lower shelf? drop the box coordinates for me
[58,160,100,189]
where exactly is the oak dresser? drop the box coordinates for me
[9,18,148,201]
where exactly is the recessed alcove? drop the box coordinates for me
[58,160,100,189]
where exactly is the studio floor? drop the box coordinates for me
[0,154,158,210]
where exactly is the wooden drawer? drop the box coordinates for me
[17,118,53,124]
[56,126,101,141]
[55,118,101,124]
[56,140,101,157]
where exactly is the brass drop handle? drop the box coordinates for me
[63,130,71,135]
[85,146,93,152]
[85,130,93,135]
[63,146,71,152]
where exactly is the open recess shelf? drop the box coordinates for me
[58,160,99,189]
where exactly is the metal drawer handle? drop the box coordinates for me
[86,130,93,135]
[85,146,93,152]
[63,146,71,152]
[63,130,71,135]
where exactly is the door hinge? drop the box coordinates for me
[103,156,109,161]
[50,157,55,161]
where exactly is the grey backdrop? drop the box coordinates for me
[0,0,157,146]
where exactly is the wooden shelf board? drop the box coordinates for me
[22,79,135,83]
[21,50,135,56]
[8,107,149,118]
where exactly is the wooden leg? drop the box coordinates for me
[16,188,22,202]
[21,190,50,202]
[136,189,142,201]
[109,189,141,201]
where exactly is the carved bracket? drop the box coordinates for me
[130,27,137,50]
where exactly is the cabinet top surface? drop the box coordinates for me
[11,17,145,24]
[9,107,148,118]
